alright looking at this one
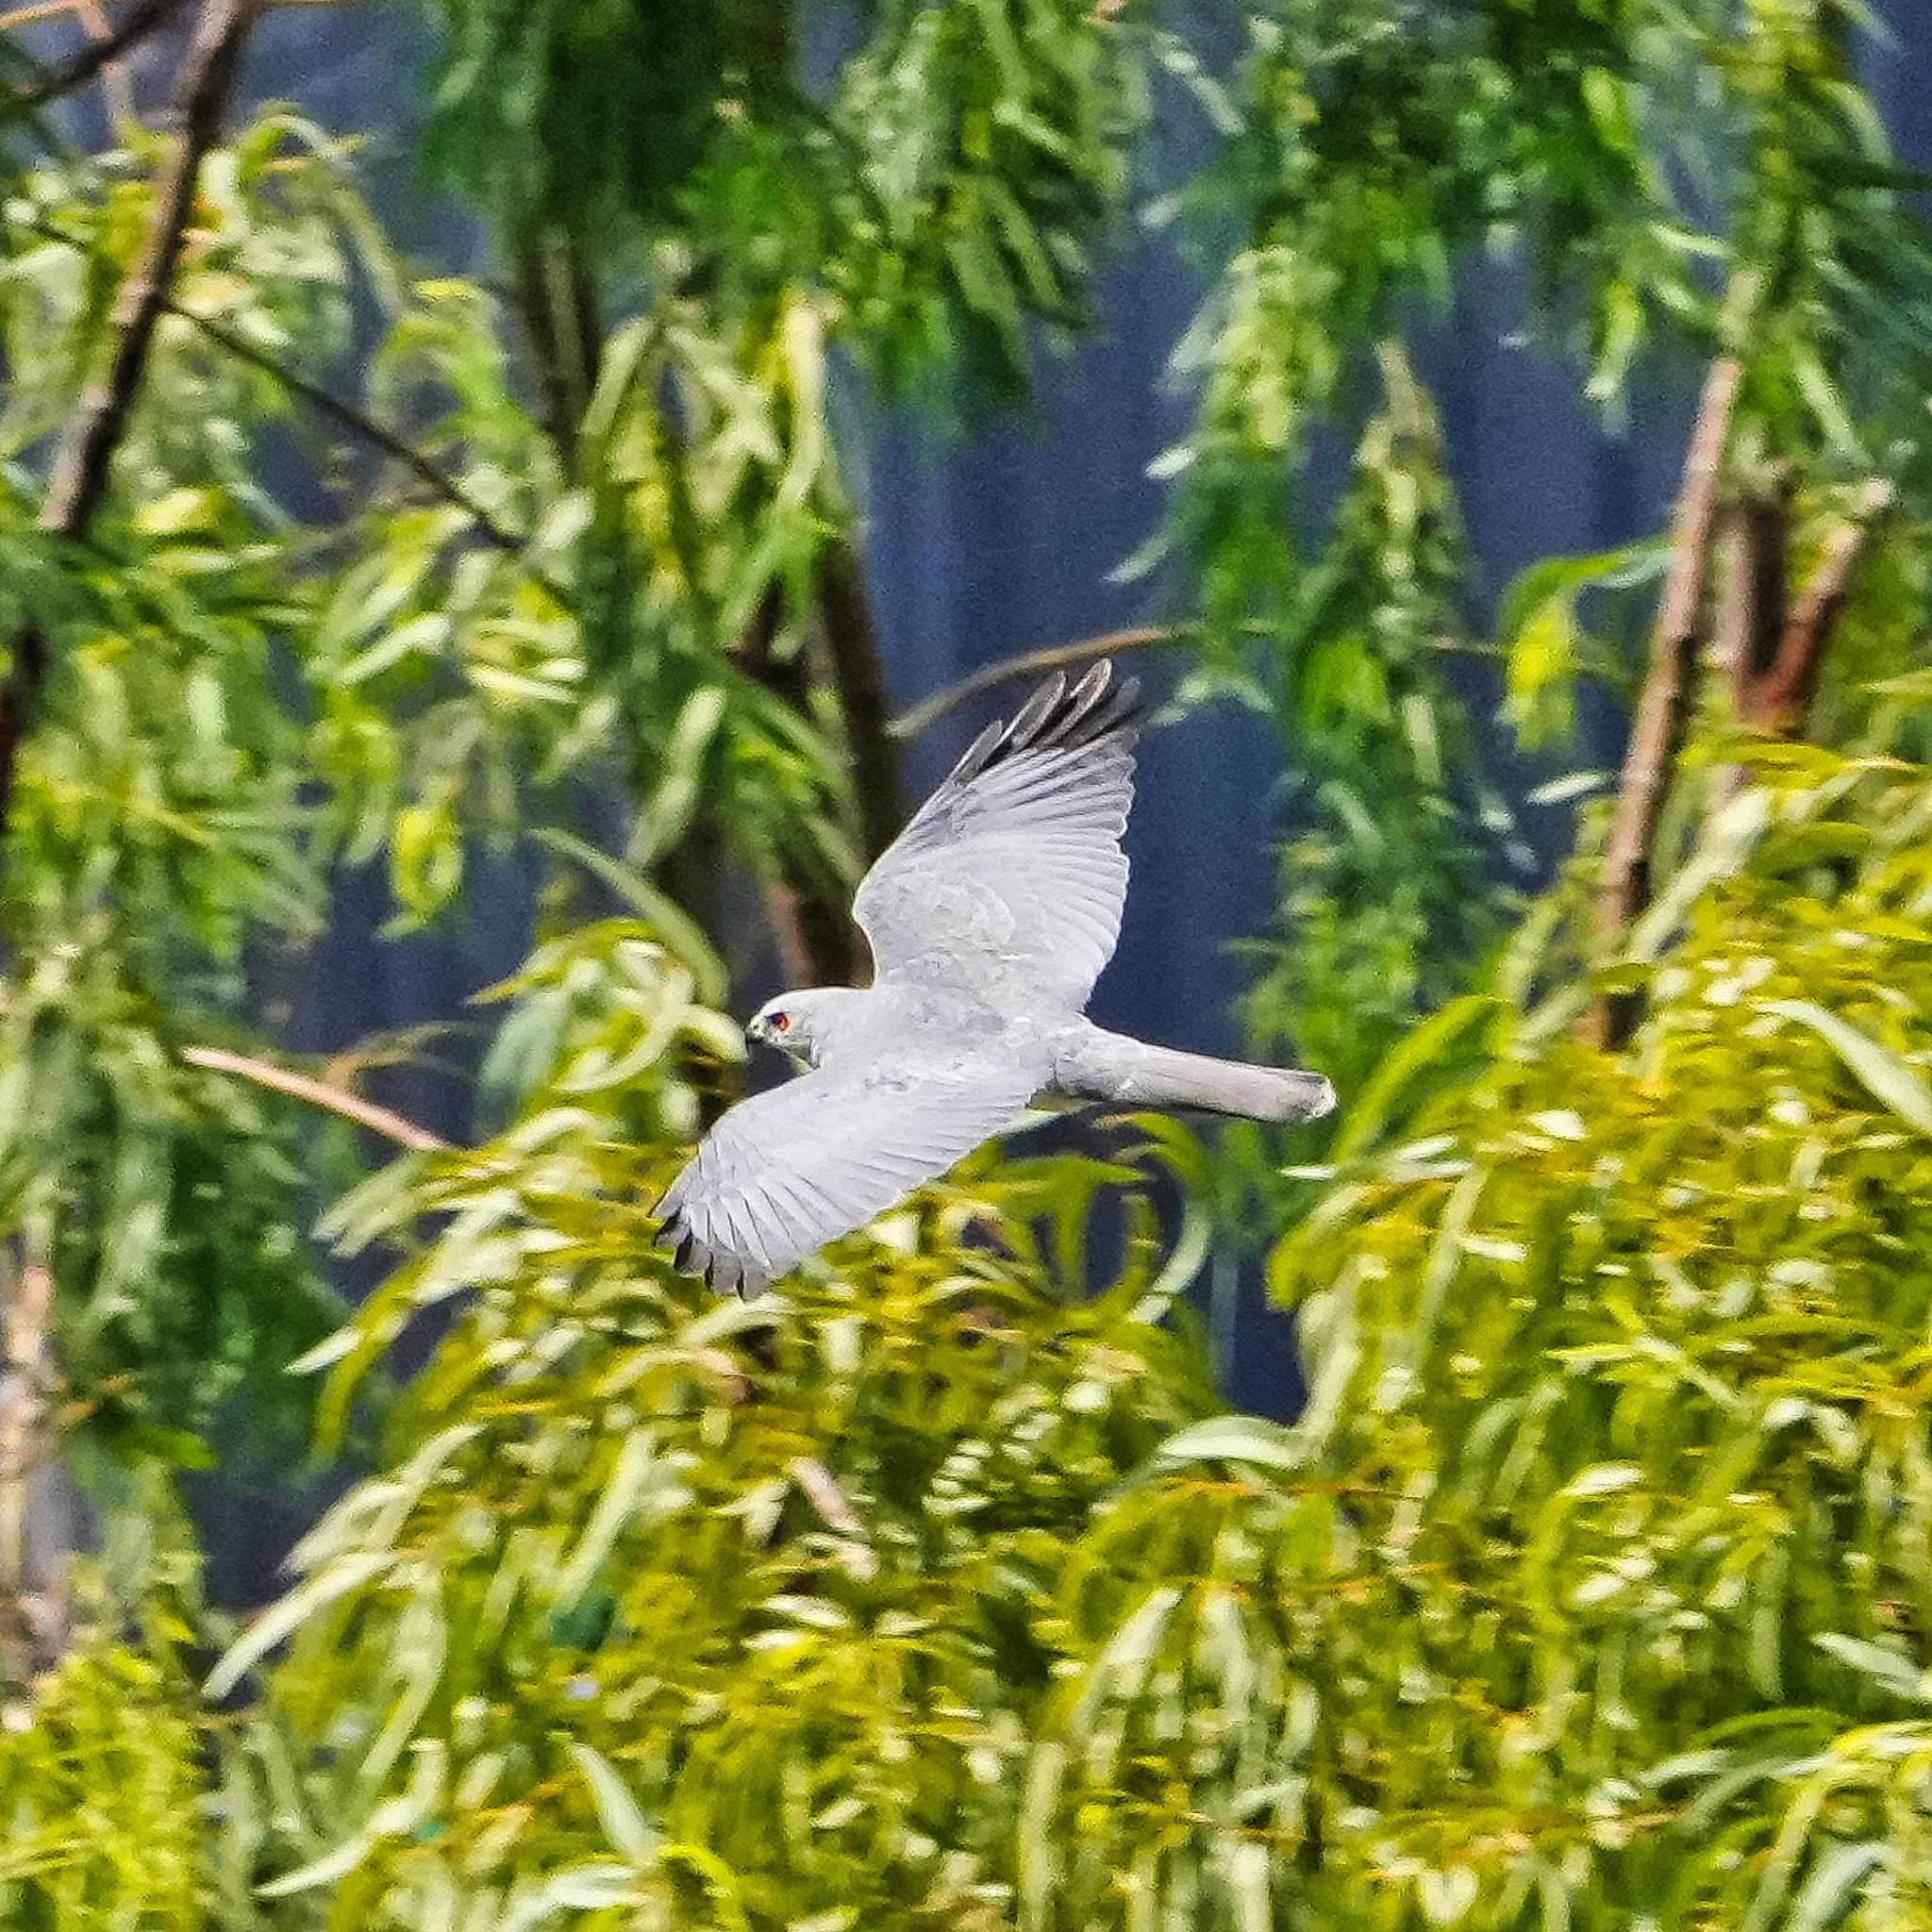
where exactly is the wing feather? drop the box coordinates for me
[655,1058,1035,1294]
[854,660,1143,1005]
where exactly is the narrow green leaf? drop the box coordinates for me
[1762,999,1932,1133]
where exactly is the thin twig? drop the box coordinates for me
[75,0,136,125]
[179,1044,450,1151]
[0,0,82,28]
[1744,478,1893,737]
[888,626,1175,740]
[176,308,553,571]
[18,0,189,108]
[0,0,258,844]
[6,211,578,610]
[883,620,1625,741]
[1591,355,1741,1051]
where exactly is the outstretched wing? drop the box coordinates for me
[855,659,1142,1006]
[654,1058,1036,1295]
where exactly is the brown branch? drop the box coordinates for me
[1739,473,1791,692]
[179,1044,450,1151]
[1742,479,1893,738]
[814,539,905,863]
[1590,356,1741,1051]
[75,0,136,125]
[18,0,191,108]
[0,1259,54,1685]
[888,626,1176,740]
[762,877,858,990]
[0,0,80,26]
[1707,508,1751,688]
[40,0,253,534]
[0,0,258,841]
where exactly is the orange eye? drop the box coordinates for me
[771,1011,791,1033]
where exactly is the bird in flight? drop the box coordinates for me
[656,659,1336,1294]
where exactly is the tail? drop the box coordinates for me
[1052,1025,1336,1124]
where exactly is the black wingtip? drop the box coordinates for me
[658,1208,752,1297]
[966,658,1145,782]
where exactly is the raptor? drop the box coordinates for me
[656,660,1336,1293]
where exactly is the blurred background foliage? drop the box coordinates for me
[0,0,1928,1925]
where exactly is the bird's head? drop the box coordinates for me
[744,988,861,1068]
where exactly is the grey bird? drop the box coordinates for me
[654,659,1336,1294]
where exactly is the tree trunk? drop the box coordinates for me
[1590,356,1740,1050]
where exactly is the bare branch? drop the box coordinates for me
[0,0,258,845]
[40,0,254,535]
[1591,355,1741,1051]
[0,1259,55,1683]
[1744,479,1893,738]
[0,0,83,28]
[18,0,192,107]
[887,621,1636,744]
[889,626,1176,740]
[179,1044,450,1152]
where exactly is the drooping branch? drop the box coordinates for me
[0,0,258,841]
[176,304,580,608]
[7,211,579,610]
[1742,479,1893,737]
[16,0,192,106]
[179,1044,450,1151]
[814,539,905,863]
[184,308,541,557]
[1590,355,1741,1051]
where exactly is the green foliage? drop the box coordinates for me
[0,1480,220,1930]
[423,0,798,236]
[217,928,1217,1929]
[1233,343,1515,1091]
[0,1640,205,1925]
[1171,0,1932,1085]
[424,0,1146,392]
[1017,747,1932,1929]
[0,955,340,1461]
[0,2,1929,1927]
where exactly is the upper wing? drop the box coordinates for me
[854,659,1142,1006]
[654,1058,1036,1295]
